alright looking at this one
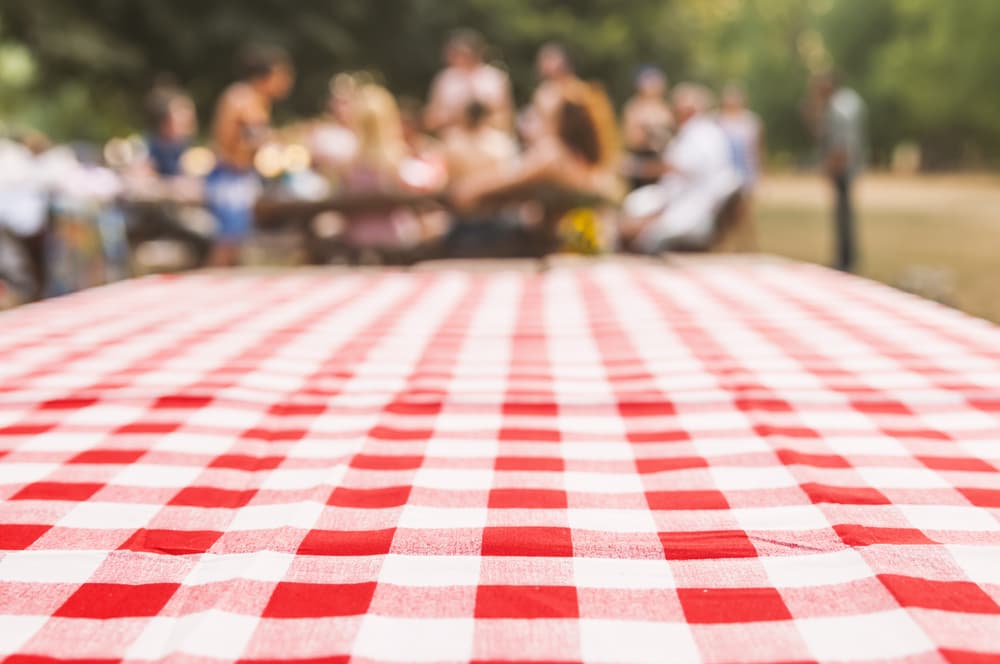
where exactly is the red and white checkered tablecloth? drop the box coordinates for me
[1,260,999,663]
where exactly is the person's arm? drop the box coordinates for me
[622,99,645,150]
[451,141,559,210]
[491,71,514,132]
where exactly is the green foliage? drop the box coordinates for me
[0,0,997,167]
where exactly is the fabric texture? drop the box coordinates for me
[0,259,998,663]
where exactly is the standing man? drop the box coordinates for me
[206,44,294,266]
[424,29,513,134]
[805,71,866,272]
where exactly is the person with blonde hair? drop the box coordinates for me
[340,83,422,256]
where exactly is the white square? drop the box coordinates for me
[897,505,999,532]
[797,610,934,661]
[732,505,830,532]
[59,502,161,529]
[397,505,487,530]
[18,431,107,453]
[568,509,657,533]
[562,442,635,461]
[424,438,500,460]
[856,466,951,489]
[127,610,258,659]
[185,551,295,585]
[65,404,146,426]
[920,411,998,431]
[259,466,345,491]
[692,436,771,457]
[945,545,1000,585]
[432,413,503,433]
[709,466,797,490]
[284,440,362,460]
[154,432,235,455]
[563,471,644,494]
[579,619,698,663]
[825,436,909,457]
[676,411,750,431]
[0,550,106,584]
[378,554,481,587]
[353,615,474,662]
[184,407,263,429]
[226,501,325,531]
[573,557,674,589]
[559,416,625,435]
[761,549,873,588]
[0,463,56,486]
[0,615,47,655]
[112,464,204,488]
[309,413,379,435]
[412,468,493,491]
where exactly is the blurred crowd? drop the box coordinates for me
[0,30,865,305]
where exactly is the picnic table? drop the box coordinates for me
[0,256,998,662]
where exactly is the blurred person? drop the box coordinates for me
[397,96,448,192]
[443,101,518,184]
[804,71,866,272]
[144,86,198,178]
[524,42,579,143]
[340,84,423,258]
[454,79,622,210]
[424,29,513,133]
[206,44,294,266]
[716,82,764,249]
[620,83,742,253]
[622,66,674,189]
[309,73,361,180]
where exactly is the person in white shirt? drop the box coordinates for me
[621,83,743,253]
[424,29,513,134]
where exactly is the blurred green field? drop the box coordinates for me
[755,174,1000,323]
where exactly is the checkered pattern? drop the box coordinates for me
[1,259,999,663]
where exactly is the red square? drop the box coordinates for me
[646,490,729,510]
[170,486,257,508]
[120,528,222,554]
[481,527,573,557]
[263,581,376,618]
[475,585,579,618]
[269,402,325,416]
[879,575,1000,613]
[154,394,213,409]
[800,482,890,505]
[40,396,99,410]
[298,528,396,556]
[618,400,676,417]
[495,456,564,471]
[0,524,50,549]
[502,402,558,416]
[385,400,442,415]
[754,424,819,439]
[851,399,911,415]
[678,587,792,623]
[959,488,1000,508]
[635,457,708,473]
[350,454,424,470]
[834,524,936,546]
[776,449,850,469]
[210,454,284,471]
[499,428,561,442]
[659,530,757,560]
[368,425,433,441]
[626,430,691,443]
[0,423,56,436]
[734,397,792,412]
[69,449,145,465]
[55,582,179,618]
[488,489,567,509]
[941,649,1000,664]
[241,427,307,442]
[328,486,412,508]
[115,422,181,435]
[918,456,995,472]
[11,482,104,501]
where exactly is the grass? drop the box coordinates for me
[754,174,1000,323]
